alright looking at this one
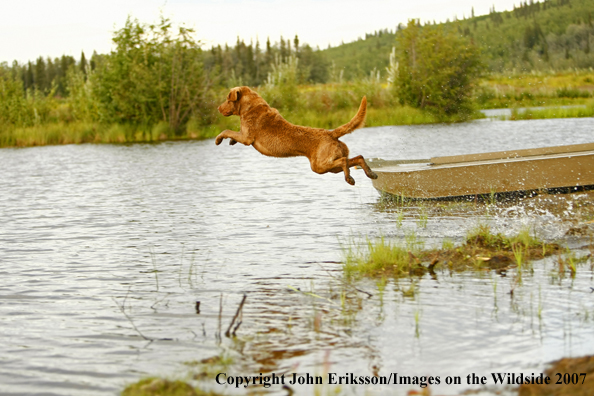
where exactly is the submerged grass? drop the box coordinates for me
[555,247,592,278]
[343,225,561,278]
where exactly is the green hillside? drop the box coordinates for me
[324,0,594,79]
[323,30,397,81]
[8,0,592,95]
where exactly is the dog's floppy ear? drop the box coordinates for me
[227,87,242,102]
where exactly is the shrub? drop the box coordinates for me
[395,20,484,119]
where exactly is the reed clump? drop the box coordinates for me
[343,237,413,278]
[343,225,561,278]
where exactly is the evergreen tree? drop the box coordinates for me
[34,57,47,92]
[25,62,34,91]
[46,57,56,92]
[245,41,255,84]
[90,51,99,71]
[266,37,273,64]
[80,51,88,76]
[280,36,287,59]
[254,39,262,83]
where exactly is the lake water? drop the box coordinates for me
[1,117,593,396]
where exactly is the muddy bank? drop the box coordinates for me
[518,355,594,396]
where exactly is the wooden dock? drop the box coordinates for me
[370,143,594,199]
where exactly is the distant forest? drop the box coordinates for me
[4,0,594,94]
[324,0,594,79]
[2,0,594,147]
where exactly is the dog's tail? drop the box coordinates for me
[331,96,367,139]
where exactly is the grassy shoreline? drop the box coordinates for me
[2,101,593,149]
[507,103,594,120]
[342,225,569,279]
[2,69,594,149]
[0,106,451,149]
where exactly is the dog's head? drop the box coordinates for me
[218,86,258,117]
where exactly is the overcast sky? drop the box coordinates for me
[1,0,520,64]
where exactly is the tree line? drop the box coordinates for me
[5,0,593,88]
[325,0,594,78]
[9,54,82,96]
[203,36,329,87]
[0,15,482,139]
[5,0,592,94]
[5,34,330,98]
[1,0,592,144]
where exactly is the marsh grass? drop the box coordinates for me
[277,105,442,131]
[511,241,527,270]
[556,248,591,277]
[414,308,422,338]
[185,353,234,379]
[376,277,387,303]
[395,210,405,228]
[478,70,594,110]
[0,116,232,148]
[4,68,594,149]
[417,206,428,228]
[121,377,223,396]
[0,122,101,147]
[507,101,594,120]
[518,355,594,396]
[0,78,476,149]
[441,238,455,250]
[343,236,411,278]
[0,104,438,149]
[343,225,561,278]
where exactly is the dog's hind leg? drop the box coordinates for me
[348,155,378,180]
[318,156,377,184]
[312,157,355,185]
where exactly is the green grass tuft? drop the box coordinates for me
[121,378,222,396]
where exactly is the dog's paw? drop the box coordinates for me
[229,139,237,145]
[346,176,356,185]
[215,135,224,145]
[368,171,378,180]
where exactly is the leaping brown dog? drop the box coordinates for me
[215,86,377,185]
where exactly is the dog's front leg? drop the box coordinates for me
[215,129,254,146]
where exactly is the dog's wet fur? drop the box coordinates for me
[215,86,377,185]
